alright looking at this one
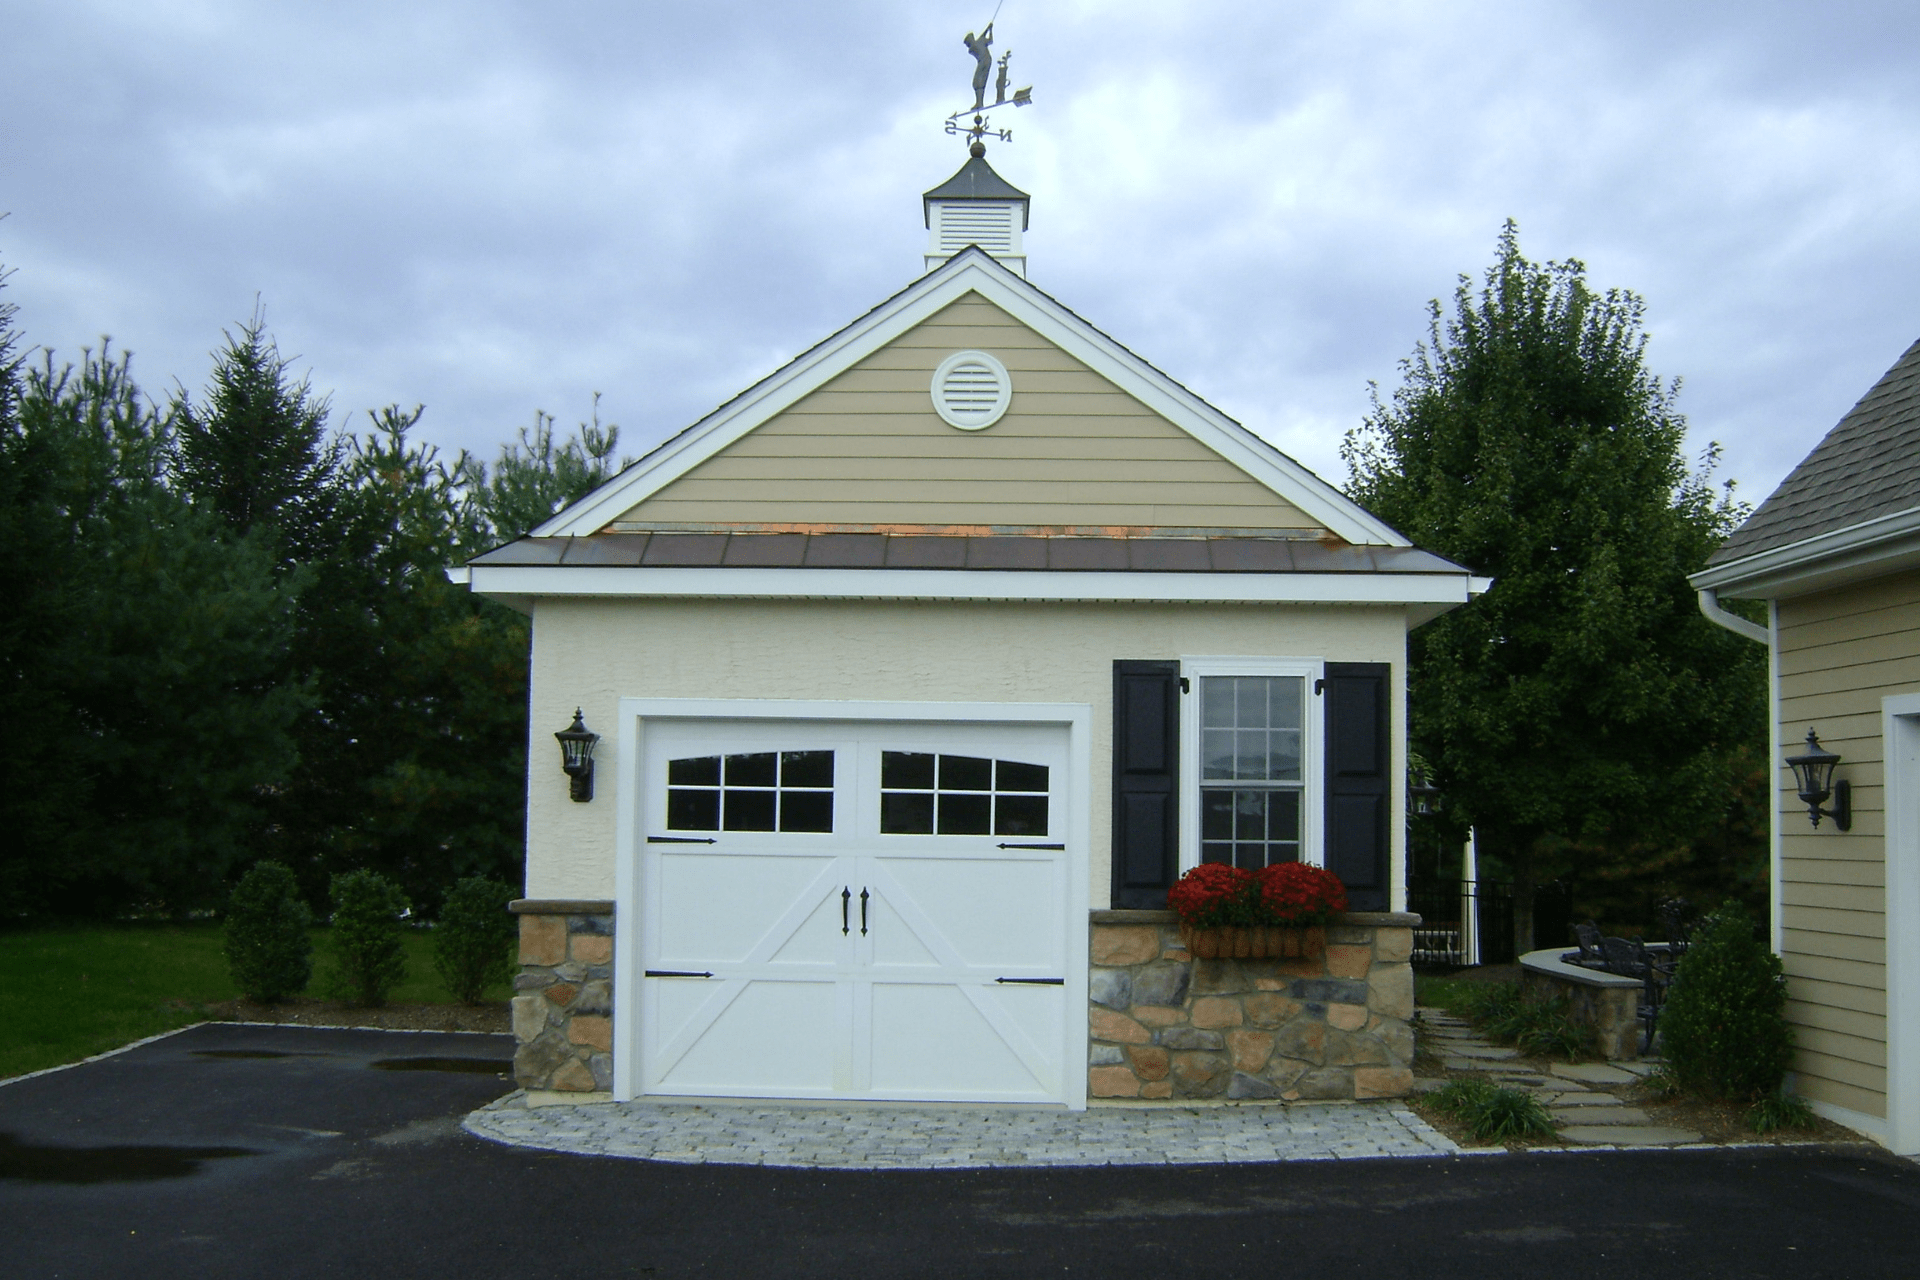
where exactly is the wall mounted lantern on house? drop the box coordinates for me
[555,709,600,803]
[1784,729,1850,830]
[454,28,1486,1112]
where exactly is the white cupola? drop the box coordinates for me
[923,142,1031,277]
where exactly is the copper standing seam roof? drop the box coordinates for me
[467,533,1469,575]
[1710,337,1920,565]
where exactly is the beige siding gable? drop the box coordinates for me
[611,294,1324,533]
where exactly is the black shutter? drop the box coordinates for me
[1112,660,1180,910]
[1323,662,1391,912]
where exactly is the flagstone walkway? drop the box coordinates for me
[1415,1005,1703,1146]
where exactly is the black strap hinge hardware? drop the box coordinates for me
[997,841,1065,850]
[644,969,715,978]
[995,977,1065,985]
[648,835,717,844]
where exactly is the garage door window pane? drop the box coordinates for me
[880,751,1049,836]
[725,789,777,831]
[668,750,834,832]
[881,791,935,834]
[668,788,719,830]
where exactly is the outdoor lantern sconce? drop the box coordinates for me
[555,708,599,803]
[1786,729,1850,831]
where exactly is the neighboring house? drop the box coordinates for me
[456,151,1485,1109]
[1691,337,1920,1154]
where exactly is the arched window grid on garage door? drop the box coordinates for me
[666,750,834,832]
[879,751,1049,836]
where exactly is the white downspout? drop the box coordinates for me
[1697,587,1768,645]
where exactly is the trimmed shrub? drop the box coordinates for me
[325,869,410,1006]
[1659,902,1793,1100]
[223,860,313,1002]
[432,876,517,1004]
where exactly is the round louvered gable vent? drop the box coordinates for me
[931,350,1012,430]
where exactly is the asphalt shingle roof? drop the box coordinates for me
[1711,337,1920,565]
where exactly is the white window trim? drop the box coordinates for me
[1177,656,1326,874]
[609,697,1093,1110]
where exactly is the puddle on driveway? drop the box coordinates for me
[369,1057,512,1075]
[0,1133,257,1184]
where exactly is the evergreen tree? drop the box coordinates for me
[0,338,302,914]
[1342,223,1766,943]
[172,311,342,560]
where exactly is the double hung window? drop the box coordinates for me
[1181,658,1323,871]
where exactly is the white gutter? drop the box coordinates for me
[445,565,471,586]
[1691,504,1920,595]
[1696,587,1768,645]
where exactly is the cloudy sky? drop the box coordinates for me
[5,1,1918,508]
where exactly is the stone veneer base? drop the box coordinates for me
[510,899,615,1093]
[1087,910,1419,1102]
[503,900,1418,1103]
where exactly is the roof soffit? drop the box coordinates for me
[535,250,1410,547]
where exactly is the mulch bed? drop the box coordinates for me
[169,997,510,1034]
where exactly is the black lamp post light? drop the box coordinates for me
[555,708,600,802]
[1785,729,1850,831]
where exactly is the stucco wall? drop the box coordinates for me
[1776,567,1920,1121]
[611,294,1320,532]
[521,597,1407,907]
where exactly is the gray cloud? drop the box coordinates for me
[4,0,1916,509]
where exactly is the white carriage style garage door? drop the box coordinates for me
[636,718,1075,1105]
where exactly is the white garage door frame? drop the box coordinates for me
[610,697,1093,1110]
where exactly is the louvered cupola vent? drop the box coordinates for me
[931,351,1012,430]
[923,148,1031,278]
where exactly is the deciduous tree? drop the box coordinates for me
[1342,223,1766,944]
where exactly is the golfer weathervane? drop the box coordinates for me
[944,11,1033,151]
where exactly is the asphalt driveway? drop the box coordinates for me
[2,1023,1917,1279]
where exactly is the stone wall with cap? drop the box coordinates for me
[509,900,615,1094]
[1086,910,1418,1101]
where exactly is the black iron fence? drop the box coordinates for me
[1405,879,1573,967]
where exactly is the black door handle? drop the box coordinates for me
[842,887,851,935]
[860,887,869,936]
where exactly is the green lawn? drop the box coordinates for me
[0,923,510,1081]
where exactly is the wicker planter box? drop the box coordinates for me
[1178,922,1328,960]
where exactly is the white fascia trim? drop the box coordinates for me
[536,252,1406,548]
[1691,504,1920,596]
[466,564,1478,606]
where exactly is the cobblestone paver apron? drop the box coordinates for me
[464,1093,1463,1169]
